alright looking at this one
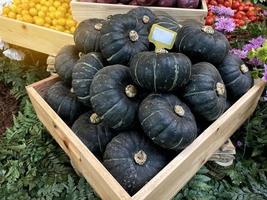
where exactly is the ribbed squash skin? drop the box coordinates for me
[154,14,181,32]
[55,45,79,85]
[71,111,115,159]
[139,93,197,151]
[184,62,227,121]
[130,52,191,92]
[74,18,106,53]
[127,7,156,28]
[72,52,105,107]
[100,14,149,65]
[217,54,253,100]
[103,131,169,195]
[175,22,230,64]
[90,65,140,130]
[46,81,85,125]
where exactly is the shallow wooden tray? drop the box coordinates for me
[0,16,74,56]
[26,75,266,200]
[70,0,208,23]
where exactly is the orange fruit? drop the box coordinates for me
[34,17,45,26]
[8,12,16,19]
[29,8,38,16]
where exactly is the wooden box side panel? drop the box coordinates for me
[133,80,266,200]
[0,16,74,56]
[26,77,132,200]
[70,0,207,23]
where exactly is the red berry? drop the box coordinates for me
[247,10,256,17]
[235,13,243,19]
[238,5,244,11]
[232,1,240,9]
[238,20,245,26]
[209,0,218,5]
[248,7,255,11]
[249,16,257,22]
[224,1,231,7]
[243,5,249,11]
[205,16,215,25]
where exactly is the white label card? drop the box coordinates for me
[148,24,177,51]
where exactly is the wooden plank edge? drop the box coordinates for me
[26,82,132,200]
[132,80,266,200]
[71,0,207,12]
[0,16,74,56]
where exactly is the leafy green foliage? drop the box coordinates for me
[0,57,99,200]
[230,21,267,49]
[248,41,267,63]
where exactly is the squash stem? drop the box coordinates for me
[125,84,137,98]
[155,48,168,54]
[201,26,214,34]
[240,64,249,73]
[129,30,139,42]
[134,150,147,165]
[216,82,225,96]
[94,23,103,31]
[142,15,150,24]
[174,105,185,117]
[90,113,102,124]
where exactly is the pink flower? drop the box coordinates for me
[215,17,236,33]
[230,48,247,59]
[210,6,235,17]
[263,64,267,81]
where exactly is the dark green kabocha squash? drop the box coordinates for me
[100,14,149,65]
[154,13,182,32]
[71,111,115,159]
[55,45,80,85]
[217,54,253,100]
[74,18,106,53]
[139,93,197,151]
[46,81,85,125]
[130,51,191,92]
[90,65,141,130]
[127,7,156,28]
[72,52,105,107]
[103,131,169,195]
[175,22,230,64]
[184,62,227,121]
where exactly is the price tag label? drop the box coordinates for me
[148,24,177,51]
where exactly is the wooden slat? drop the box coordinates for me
[132,80,266,200]
[0,16,74,56]
[26,77,132,200]
[26,76,265,200]
[70,0,208,23]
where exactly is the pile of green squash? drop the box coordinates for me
[45,7,253,195]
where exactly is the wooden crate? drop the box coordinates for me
[70,0,208,23]
[0,16,74,56]
[26,76,266,200]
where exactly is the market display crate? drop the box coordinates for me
[70,0,208,23]
[0,16,74,56]
[26,75,266,200]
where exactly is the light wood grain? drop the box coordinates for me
[132,80,266,200]
[26,77,132,200]
[26,76,265,200]
[70,0,208,23]
[0,16,74,56]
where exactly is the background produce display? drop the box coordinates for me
[205,0,264,28]
[78,0,201,8]
[43,7,255,194]
[2,0,77,33]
